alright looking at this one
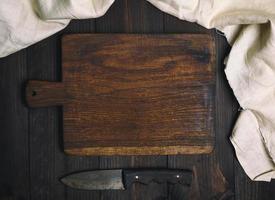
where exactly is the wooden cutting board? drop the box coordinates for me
[26,34,215,156]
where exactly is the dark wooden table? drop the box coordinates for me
[0,1,274,200]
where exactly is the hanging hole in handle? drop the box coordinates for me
[32,91,37,96]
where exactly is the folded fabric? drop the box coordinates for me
[1,0,275,181]
[231,110,275,181]
[147,0,275,181]
[0,0,114,57]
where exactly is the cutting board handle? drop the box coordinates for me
[26,81,67,108]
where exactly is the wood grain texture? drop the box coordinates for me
[26,33,215,156]
[27,19,101,200]
[163,12,235,200]
[61,19,101,200]
[215,30,238,188]
[0,51,29,200]
[96,2,169,200]
[27,36,64,200]
[1,0,275,199]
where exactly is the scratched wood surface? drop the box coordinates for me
[26,34,215,156]
[0,0,275,200]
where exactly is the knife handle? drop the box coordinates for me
[123,169,192,189]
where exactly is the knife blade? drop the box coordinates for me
[60,169,192,190]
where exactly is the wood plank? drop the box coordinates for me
[0,51,29,200]
[60,19,101,200]
[164,12,235,200]
[96,2,134,200]
[234,157,275,200]
[27,19,100,200]
[97,1,135,200]
[27,22,99,199]
[27,35,63,200]
[96,1,168,200]
[164,14,208,34]
[215,31,238,188]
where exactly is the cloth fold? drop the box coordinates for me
[1,0,275,181]
[0,0,114,57]
[230,110,275,181]
[149,0,275,182]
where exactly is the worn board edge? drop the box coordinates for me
[65,143,215,156]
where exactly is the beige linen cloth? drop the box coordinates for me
[1,0,275,181]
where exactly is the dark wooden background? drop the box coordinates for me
[0,1,274,199]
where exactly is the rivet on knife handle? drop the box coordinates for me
[123,169,192,189]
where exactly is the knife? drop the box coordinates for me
[60,169,192,190]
